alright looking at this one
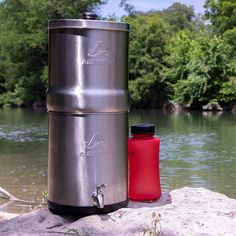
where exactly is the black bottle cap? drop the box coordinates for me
[130,124,155,134]
[82,12,98,20]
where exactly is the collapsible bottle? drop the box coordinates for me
[128,124,161,201]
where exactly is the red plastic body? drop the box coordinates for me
[128,133,161,201]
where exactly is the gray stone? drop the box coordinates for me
[1,187,236,235]
[0,212,19,221]
[202,103,223,111]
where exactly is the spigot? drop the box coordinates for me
[92,184,106,208]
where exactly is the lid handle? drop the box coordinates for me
[82,12,98,20]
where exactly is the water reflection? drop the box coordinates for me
[0,109,48,213]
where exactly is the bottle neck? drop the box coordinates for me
[131,133,154,139]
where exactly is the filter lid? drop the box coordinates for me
[131,124,155,134]
[48,12,129,31]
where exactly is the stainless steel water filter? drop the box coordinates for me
[47,13,129,214]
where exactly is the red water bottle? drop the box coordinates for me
[128,124,161,201]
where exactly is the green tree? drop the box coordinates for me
[159,2,195,32]
[204,0,236,33]
[0,0,106,107]
[124,13,171,108]
[163,30,192,84]
[119,0,136,16]
[165,30,236,108]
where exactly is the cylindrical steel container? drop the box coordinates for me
[47,14,129,215]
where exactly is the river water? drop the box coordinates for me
[0,109,236,213]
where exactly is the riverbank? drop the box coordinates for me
[1,187,236,235]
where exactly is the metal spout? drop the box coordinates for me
[92,184,106,208]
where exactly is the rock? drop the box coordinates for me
[202,103,223,111]
[232,104,236,112]
[1,187,236,235]
[163,101,183,111]
[0,212,19,221]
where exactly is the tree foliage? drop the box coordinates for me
[204,0,236,33]
[0,0,106,107]
[165,30,236,108]
[124,1,236,110]
[159,2,195,32]
[0,1,236,110]
[124,14,171,108]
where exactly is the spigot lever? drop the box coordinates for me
[92,184,106,209]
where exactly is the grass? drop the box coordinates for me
[142,212,162,236]
[31,190,48,210]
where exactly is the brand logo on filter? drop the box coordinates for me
[82,41,115,65]
[80,133,112,158]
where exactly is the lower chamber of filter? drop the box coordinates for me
[47,112,129,216]
[48,200,128,216]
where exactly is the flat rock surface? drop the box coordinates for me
[1,187,236,235]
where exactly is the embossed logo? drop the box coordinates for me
[82,41,115,65]
[80,133,112,158]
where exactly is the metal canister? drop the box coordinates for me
[47,13,129,215]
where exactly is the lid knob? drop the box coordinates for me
[82,12,98,20]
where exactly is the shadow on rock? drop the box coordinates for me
[128,192,172,209]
